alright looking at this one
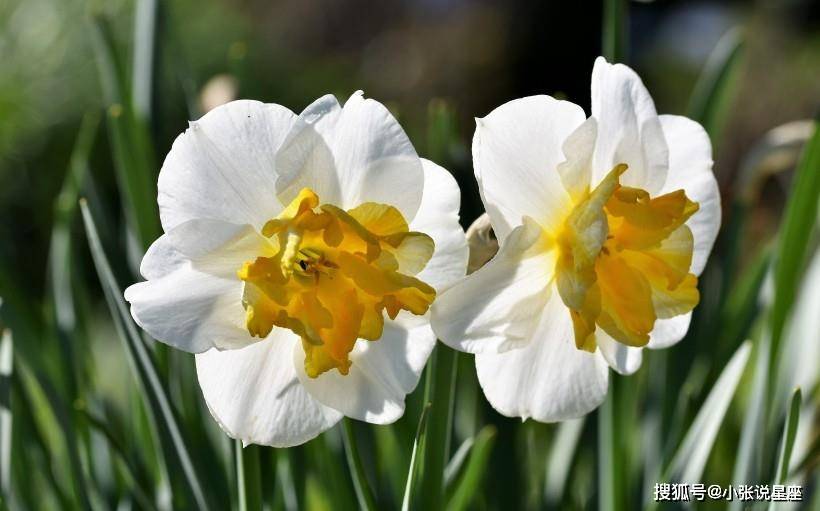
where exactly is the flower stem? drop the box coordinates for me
[603,0,628,63]
[417,343,458,510]
[236,440,261,511]
[342,418,377,511]
[598,376,623,511]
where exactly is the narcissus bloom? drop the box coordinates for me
[431,58,720,421]
[125,92,468,446]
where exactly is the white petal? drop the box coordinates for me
[658,115,720,275]
[125,220,268,352]
[431,218,554,354]
[597,331,643,375]
[410,159,469,291]
[159,100,297,231]
[590,57,668,195]
[473,96,585,242]
[196,332,342,447]
[275,95,344,207]
[294,313,436,424]
[475,288,610,422]
[648,312,692,349]
[163,219,274,278]
[279,92,424,220]
[125,271,246,353]
[557,117,598,202]
[139,232,186,279]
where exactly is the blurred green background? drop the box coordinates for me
[0,0,818,510]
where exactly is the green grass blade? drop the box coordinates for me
[443,436,474,489]
[0,329,11,497]
[276,449,299,511]
[236,441,262,511]
[687,28,745,144]
[716,245,772,353]
[666,341,752,483]
[729,325,769,511]
[767,121,820,401]
[375,425,409,503]
[16,362,92,508]
[768,388,801,511]
[80,200,211,510]
[11,369,73,509]
[132,0,158,122]
[426,99,458,164]
[545,418,585,505]
[790,424,820,477]
[447,425,497,511]
[401,403,431,511]
[342,418,377,511]
[305,433,357,511]
[79,407,157,511]
[88,15,159,253]
[51,112,99,334]
[49,113,101,406]
[417,344,457,510]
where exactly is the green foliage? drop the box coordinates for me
[81,200,212,510]
[0,1,816,510]
[687,29,746,146]
[768,121,820,396]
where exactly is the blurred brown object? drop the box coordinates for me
[737,119,815,203]
[199,74,239,113]
[466,212,497,274]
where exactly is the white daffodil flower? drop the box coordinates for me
[125,92,468,446]
[431,57,721,422]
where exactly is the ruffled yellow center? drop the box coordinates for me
[555,165,700,352]
[238,188,436,377]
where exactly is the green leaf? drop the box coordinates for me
[602,0,628,63]
[0,329,11,496]
[447,425,497,511]
[80,200,211,510]
[768,388,801,511]
[767,121,820,400]
[401,403,431,511]
[236,441,262,511]
[687,28,745,145]
[666,341,752,483]
[341,419,377,511]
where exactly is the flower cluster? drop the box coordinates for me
[126,57,720,446]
